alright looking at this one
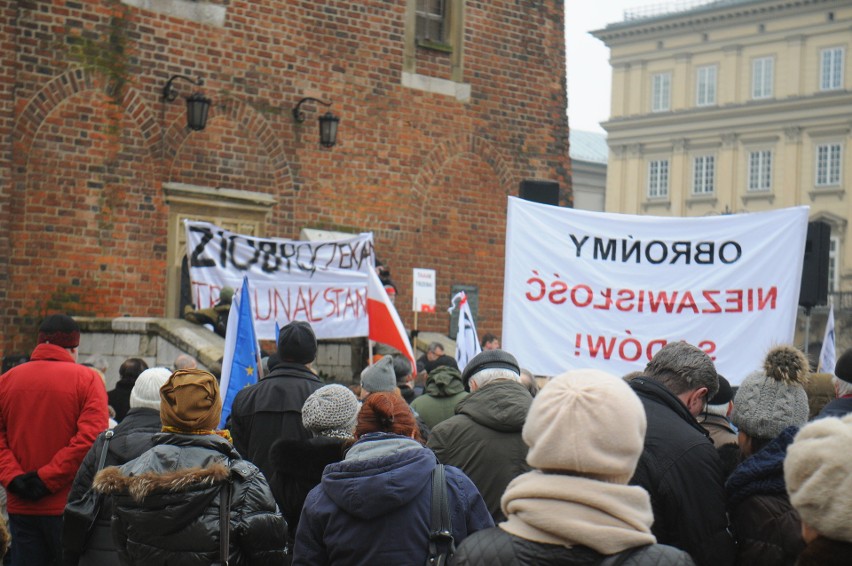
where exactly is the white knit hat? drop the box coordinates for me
[732,345,809,440]
[523,368,646,484]
[129,367,172,411]
[784,414,852,543]
[301,384,360,439]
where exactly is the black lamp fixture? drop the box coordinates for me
[162,75,211,131]
[292,97,340,148]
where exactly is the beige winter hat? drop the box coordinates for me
[784,413,852,543]
[523,368,647,484]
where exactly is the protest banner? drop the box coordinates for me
[185,220,374,340]
[413,268,437,313]
[502,197,809,384]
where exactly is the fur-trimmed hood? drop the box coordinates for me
[93,463,229,502]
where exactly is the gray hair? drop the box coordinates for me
[427,342,444,354]
[833,375,852,398]
[645,342,719,399]
[469,367,519,390]
[84,355,109,373]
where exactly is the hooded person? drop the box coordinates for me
[267,384,360,554]
[428,349,533,523]
[784,414,852,565]
[409,363,468,429]
[293,392,493,565]
[229,320,324,484]
[453,369,694,565]
[63,367,172,566]
[726,345,810,566]
[93,369,287,565]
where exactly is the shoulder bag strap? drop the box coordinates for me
[96,430,114,472]
[426,464,455,566]
[219,479,231,566]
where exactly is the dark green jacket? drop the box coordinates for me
[410,366,468,429]
[427,379,532,522]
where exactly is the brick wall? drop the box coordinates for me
[0,0,570,356]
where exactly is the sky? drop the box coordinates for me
[565,1,652,134]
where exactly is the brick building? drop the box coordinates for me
[0,0,570,356]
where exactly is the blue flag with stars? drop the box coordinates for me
[219,276,260,428]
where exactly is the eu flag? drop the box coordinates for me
[219,276,260,428]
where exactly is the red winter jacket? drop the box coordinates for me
[0,343,109,515]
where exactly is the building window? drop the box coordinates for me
[820,47,844,91]
[748,150,772,191]
[648,159,670,198]
[829,236,840,293]
[816,143,842,186]
[651,72,671,112]
[696,65,717,106]
[693,155,715,194]
[416,0,448,45]
[752,57,774,99]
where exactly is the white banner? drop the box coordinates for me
[185,221,374,340]
[502,198,809,384]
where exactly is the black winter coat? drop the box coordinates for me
[107,378,136,422]
[628,378,736,566]
[229,362,323,479]
[62,408,163,566]
[428,380,532,523]
[452,527,695,566]
[267,436,347,541]
[725,426,804,566]
[93,433,287,566]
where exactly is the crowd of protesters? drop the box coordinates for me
[0,314,851,565]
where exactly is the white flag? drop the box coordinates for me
[450,292,481,372]
[819,304,836,374]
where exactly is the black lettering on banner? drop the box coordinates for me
[189,226,216,267]
[570,234,589,257]
[229,235,261,270]
[594,238,617,261]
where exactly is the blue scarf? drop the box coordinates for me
[725,425,798,508]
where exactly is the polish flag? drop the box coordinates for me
[367,267,416,371]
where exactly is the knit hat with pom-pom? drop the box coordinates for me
[732,345,810,440]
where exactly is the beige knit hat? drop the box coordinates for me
[523,368,646,484]
[784,414,852,543]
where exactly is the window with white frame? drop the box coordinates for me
[820,47,844,91]
[828,236,840,293]
[648,159,670,198]
[816,143,842,186]
[752,57,774,99]
[748,150,772,191]
[696,65,717,106]
[651,72,671,112]
[693,155,715,194]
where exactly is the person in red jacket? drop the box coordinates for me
[0,314,108,566]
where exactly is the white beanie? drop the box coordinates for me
[523,368,646,484]
[784,414,852,543]
[129,367,172,411]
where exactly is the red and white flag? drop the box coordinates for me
[367,267,416,371]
